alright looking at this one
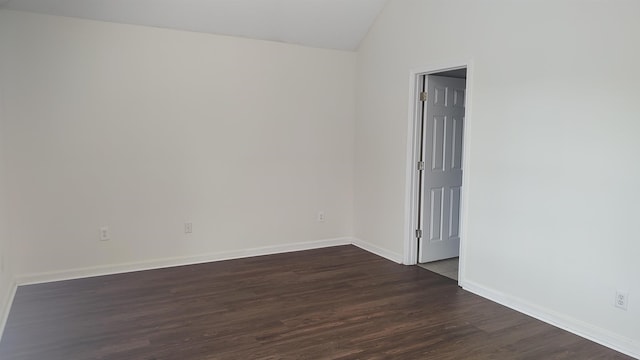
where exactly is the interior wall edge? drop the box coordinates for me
[461,280,640,359]
[0,279,17,342]
[351,237,403,264]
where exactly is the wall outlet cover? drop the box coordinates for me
[99,226,110,241]
[615,290,629,310]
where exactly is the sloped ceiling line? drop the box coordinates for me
[0,0,387,50]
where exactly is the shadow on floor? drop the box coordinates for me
[417,257,459,281]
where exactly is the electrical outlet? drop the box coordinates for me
[99,226,110,241]
[184,222,193,234]
[615,290,629,310]
[317,211,325,222]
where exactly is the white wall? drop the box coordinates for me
[355,0,639,356]
[0,16,16,334]
[0,105,14,337]
[0,10,356,279]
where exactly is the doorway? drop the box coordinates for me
[406,66,469,281]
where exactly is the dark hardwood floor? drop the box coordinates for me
[0,245,632,359]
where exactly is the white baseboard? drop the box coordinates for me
[0,279,17,341]
[16,237,352,286]
[461,280,640,359]
[15,237,404,286]
[351,237,403,264]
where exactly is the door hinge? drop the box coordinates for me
[416,229,423,239]
[419,91,427,102]
[417,161,425,171]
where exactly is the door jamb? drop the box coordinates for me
[403,60,474,286]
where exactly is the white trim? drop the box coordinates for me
[457,60,474,285]
[462,280,640,359]
[16,237,352,285]
[403,60,475,282]
[0,279,17,341]
[352,237,403,264]
[402,72,423,265]
[13,237,403,285]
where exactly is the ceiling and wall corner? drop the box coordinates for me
[0,0,388,51]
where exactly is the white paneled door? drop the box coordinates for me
[418,75,466,263]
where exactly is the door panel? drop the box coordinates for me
[419,75,466,263]
[453,88,465,108]
[431,116,446,171]
[451,117,464,170]
[448,186,461,239]
[429,187,444,242]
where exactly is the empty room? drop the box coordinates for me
[0,0,638,359]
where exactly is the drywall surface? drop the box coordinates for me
[0,17,16,333]
[355,0,639,354]
[1,10,356,277]
[0,108,14,338]
[0,125,13,338]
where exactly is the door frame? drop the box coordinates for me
[403,60,474,284]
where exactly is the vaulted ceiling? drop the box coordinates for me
[0,0,387,50]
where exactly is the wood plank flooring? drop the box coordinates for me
[0,245,632,359]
